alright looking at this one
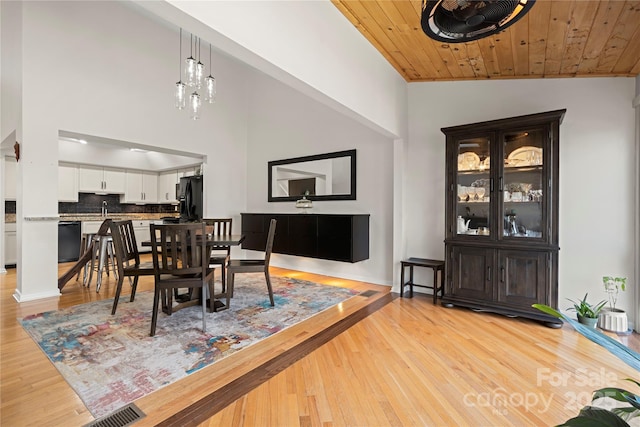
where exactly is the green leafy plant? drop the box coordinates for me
[567,293,607,319]
[559,378,640,427]
[532,305,640,426]
[603,276,627,311]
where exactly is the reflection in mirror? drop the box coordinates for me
[268,150,356,202]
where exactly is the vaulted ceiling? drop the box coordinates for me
[332,0,640,82]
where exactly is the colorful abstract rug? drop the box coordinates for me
[20,275,359,418]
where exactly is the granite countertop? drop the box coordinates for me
[4,213,179,223]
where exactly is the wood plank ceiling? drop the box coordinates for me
[331,0,640,82]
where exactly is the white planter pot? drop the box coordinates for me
[597,309,628,332]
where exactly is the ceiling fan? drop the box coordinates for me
[421,0,535,43]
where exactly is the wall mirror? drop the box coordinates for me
[268,149,356,202]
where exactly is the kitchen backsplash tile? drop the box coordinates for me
[4,194,177,216]
[59,193,178,215]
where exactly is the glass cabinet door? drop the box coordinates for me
[501,128,544,239]
[455,136,491,237]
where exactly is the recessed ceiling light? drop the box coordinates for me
[60,136,87,144]
[129,148,148,153]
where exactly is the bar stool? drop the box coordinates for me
[85,234,118,292]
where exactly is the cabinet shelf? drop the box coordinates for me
[504,165,543,172]
[503,200,540,205]
[458,169,490,176]
[458,164,542,175]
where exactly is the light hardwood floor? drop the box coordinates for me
[1,260,638,426]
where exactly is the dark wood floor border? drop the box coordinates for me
[156,291,397,427]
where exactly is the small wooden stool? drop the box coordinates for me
[400,257,445,303]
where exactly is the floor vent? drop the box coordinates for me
[83,404,145,427]
[359,290,379,298]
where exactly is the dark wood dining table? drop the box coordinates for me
[142,233,245,312]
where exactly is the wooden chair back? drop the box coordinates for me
[203,218,232,236]
[204,218,233,262]
[263,219,277,269]
[225,219,277,308]
[109,220,140,271]
[149,222,211,336]
[150,223,208,277]
[108,220,155,315]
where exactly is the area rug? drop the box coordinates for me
[20,275,359,418]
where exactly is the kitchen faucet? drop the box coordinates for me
[101,201,108,217]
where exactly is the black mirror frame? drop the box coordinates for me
[268,149,356,202]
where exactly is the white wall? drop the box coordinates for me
[408,77,637,327]
[0,0,21,143]
[150,0,407,139]
[245,71,395,285]
[8,0,251,299]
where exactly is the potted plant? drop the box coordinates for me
[560,378,640,426]
[599,276,629,333]
[567,293,607,328]
[531,306,640,425]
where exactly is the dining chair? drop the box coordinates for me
[203,218,232,309]
[149,222,214,336]
[226,219,276,308]
[109,220,155,315]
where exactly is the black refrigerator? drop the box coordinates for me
[178,176,203,222]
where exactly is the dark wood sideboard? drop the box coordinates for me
[241,213,370,263]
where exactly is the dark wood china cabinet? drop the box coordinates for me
[442,109,566,327]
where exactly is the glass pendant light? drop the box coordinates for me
[189,91,201,120]
[204,43,216,103]
[175,28,186,109]
[195,37,204,90]
[185,33,197,87]
[176,82,186,109]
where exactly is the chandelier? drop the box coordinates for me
[175,28,216,120]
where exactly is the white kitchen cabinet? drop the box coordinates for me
[3,156,17,200]
[78,166,125,194]
[124,171,158,203]
[4,222,17,266]
[157,170,179,204]
[131,220,151,252]
[58,163,78,202]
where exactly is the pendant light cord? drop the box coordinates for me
[179,28,182,79]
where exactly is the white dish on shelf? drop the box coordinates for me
[465,229,478,235]
[480,156,490,169]
[506,146,542,167]
[458,152,480,171]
